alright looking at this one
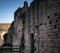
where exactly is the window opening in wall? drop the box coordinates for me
[54,12,57,16]
[55,20,57,23]
[22,17,25,24]
[49,20,51,24]
[54,24,56,29]
[41,28,43,31]
[47,15,50,19]
[45,22,47,25]
[40,23,43,26]
[30,33,35,53]
[35,25,38,29]
[19,30,20,32]
[48,34,50,36]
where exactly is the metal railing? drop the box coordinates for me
[0,45,21,53]
[0,45,60,53]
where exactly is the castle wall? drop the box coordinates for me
[13,0,60,53]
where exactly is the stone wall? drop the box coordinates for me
[13,0,60,53]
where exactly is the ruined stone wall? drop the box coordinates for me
[13,0,60,53]
[27,0,60,53]
[13,8,22,46]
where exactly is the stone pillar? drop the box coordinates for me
[33,2,41,53]
[24,11,30,53]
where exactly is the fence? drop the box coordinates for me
[0,45,60,53]
[0,45,21,53]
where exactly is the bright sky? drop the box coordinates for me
[0,0,32,23]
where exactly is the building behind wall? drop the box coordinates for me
[13,0,60,53]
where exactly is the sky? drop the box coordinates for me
[0,0,32,23]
